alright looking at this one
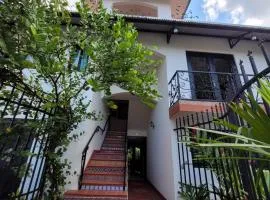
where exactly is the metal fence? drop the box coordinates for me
[173,52,270,199]
[0,68,54,199]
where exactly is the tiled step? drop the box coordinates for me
[64,190,127,199]
[88,160,125,167]
[105,135,125,138]
[102,144,125,149]
[85,166,125,175]
[101,147,124,151]
[82,174,124,183]
[81,185,128,191]
[82,180,126,186]
[95,150,124,154]
[92,153,124,161]
[106,132,126,136]
[103,140,125,145]
[104,138,125,142]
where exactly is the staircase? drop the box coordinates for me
[64,118,128,200]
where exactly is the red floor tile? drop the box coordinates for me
[128,181,166,200]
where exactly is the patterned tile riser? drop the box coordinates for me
[92,154,124,160]
[85,167,125,174]
[80,185,128,191]
[82,175,124,182]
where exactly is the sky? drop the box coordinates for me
[187,0,270,27]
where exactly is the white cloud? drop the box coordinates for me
[202,0,270,27]
[230,6,243,24]
[202,0,227,20]
[244,18,264,26]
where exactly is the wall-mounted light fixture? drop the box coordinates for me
[173,27,179,33]
[150,121,155,129]
[167,26,180,44]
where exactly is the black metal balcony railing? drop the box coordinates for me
[168,70,270,107]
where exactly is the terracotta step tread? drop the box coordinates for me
[88,162,125,168]
[103,142,125,144]
[93,151,124,156]
[97,150,125,154]
[91,156,124,161]
[85,167,124,175]
[82,175,124,182]
[104,138,125,141]
[102,145,125,148]
[102,143,125,146]
[64,190,127,197]
[105,135,125,138]
[81,180,127,186]
[84,172,125,176]
[101,147,124,151]
[106,134,126,137]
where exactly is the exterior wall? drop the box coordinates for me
[147,61,177,200]
[137,32,270,199]
[110,90,152,137]
[63,91,108,191]
[138,33,270,82]
[103,0,171,19]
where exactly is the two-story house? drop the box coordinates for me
[1,0,270,199]
[62,0,270,199]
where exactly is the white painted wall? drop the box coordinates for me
[138,33,270,81]
[147,61,177,200]
[103,0,171,18]
[63,91,108,191]
[111,92,152,137]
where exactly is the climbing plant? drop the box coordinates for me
[0,0,160,198]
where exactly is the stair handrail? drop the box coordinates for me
[78,115,111,189]
[123,121,128,191]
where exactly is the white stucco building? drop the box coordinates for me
[61,1,270,199]
[2,0,269,200]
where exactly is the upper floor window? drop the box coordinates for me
[72,49,88,71]
[112,2,158,17]
[186,52,239,101]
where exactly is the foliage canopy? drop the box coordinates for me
[0,0,160,198]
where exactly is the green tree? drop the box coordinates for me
[0,0,160,198]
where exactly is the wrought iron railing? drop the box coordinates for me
[123,126,128,191]
[168,70,242,106]
[0,68,54,199]
[78,115,110,189]
[168,69,270,107]
[173,52,270,199]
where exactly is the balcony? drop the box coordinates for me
[168,70,268,118]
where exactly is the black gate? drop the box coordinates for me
[0,68,54,199]
[172,52,270,200]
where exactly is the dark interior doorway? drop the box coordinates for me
[110,100,129,120]
[109,100,129,132]
[128,137,146,180]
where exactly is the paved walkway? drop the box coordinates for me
[128,181,166,200]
